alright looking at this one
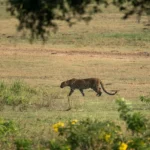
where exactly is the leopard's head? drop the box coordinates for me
[60,81,67,88]
[60,78,76,88]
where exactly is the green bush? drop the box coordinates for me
[0,97,150,149]
[50,98,150,150]
[15,138,32,150]
[0,80,37,108]
[0,117,17,138]
[116,98,147,134]
[52,119,123,150]
[140,95,150,103]
[0,117,18,149]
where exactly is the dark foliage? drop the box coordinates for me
[113,0,150,20]
[6,0,150,41]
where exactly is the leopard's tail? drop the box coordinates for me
[100,81,117,95]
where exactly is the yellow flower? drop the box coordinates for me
[104,134,111,142]
[52,122,64,132]
[53,125,59,132]
[71,119,78,125]
[119,142,128,150]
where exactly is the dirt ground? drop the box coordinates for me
[0,46,150,102]
[0,45,150,57]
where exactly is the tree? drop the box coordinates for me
[113,0,150,22]
[6,0,150,41]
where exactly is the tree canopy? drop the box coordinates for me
[6,0,150,41]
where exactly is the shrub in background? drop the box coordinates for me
[0,80,37,109]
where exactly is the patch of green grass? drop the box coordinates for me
[0,31,149,51]
[100,32,150,42]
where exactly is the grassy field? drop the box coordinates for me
[0,1,150,149]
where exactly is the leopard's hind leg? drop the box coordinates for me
[92,87,102,96]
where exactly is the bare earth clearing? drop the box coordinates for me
[0,46,150,101]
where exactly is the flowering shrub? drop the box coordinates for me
[0,98,150,149]
[119,142,128,150]
[52,122,65,132]
[50,98,150,150]
[50,118,128,150]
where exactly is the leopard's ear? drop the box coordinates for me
[71,78,76,80]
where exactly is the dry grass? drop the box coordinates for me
[0,49,150,105]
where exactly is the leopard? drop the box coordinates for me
[60,78,117,97]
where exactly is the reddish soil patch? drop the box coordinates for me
[0,47,150,58]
